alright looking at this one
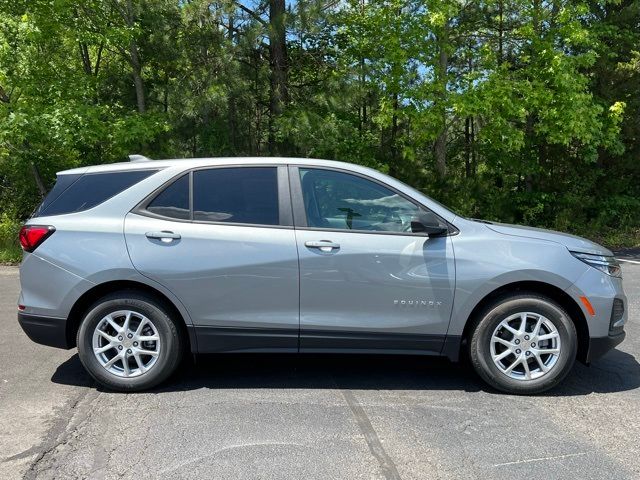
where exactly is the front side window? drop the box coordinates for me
[193,167,279,225]
[299,168,436,233]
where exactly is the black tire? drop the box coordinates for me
[77,291,183,392]
[469,293,577,395]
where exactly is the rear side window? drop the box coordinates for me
[193,167,279,225]
[146,174,190,220]
[36,170,157,217]
[33,173,82,217]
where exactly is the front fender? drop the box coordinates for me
[447,269,580,337]
[448,227,589,336]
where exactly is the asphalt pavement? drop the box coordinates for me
[0,263,638,479]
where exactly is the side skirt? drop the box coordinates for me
[190,326,298,353]
[189,325,462,360]
[300,330,446,356]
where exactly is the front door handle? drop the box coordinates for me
[305,240,340,252]
[145,231,181,242]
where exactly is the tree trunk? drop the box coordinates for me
[0,86,10,103]
[359,56,366,135]
[126,0,145,113]
[163,71,169,113]
[388,93,400,177]
[94,42,104,76]
[497,0,504,65]
[228,15,238,152]
[434,130,447,178]
[358,0,366,136]
[465,117,472,178]
[252,47,261,156]
[524,114,535,192]
[532,0,541,34]
[30,162,47,198]
[130,41,145,113]
[268,0,288,155]
[471,116,477,175]
[79,43,92,75]
[434,23,448,178]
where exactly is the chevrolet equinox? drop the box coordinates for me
[17,157,627,394]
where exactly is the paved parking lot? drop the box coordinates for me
[0,263,638,479]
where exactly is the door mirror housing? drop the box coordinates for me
[411,212,448,237]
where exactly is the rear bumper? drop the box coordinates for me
[585,331,625,363]
[18,312,71,349]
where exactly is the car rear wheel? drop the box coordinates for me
[77,291,183,392]
[469,293,577,394]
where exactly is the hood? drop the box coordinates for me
[473,220,613,256]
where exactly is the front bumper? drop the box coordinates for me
[566,264,628,335]
[18,312,71,349]
[565,264,628,363]
[585,331,626,363]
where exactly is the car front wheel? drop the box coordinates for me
[77,291,183,392]
[469,293,577,394]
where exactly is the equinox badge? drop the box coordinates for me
[394,299,443,307]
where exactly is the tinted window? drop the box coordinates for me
[146,174,190,220]
[37,170,157,217]
[193,167,279,225]
[33,173,82,217]
[300,168,433,232]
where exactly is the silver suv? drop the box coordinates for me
[18,157,627,394]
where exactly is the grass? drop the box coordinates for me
[0,215,23,265]
[0,244,21,264]
[595,228,640,251]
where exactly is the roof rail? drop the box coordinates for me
[128,154,152,162]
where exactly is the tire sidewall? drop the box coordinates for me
[77,294,181,391]
[471,296,577,394]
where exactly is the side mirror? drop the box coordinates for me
[411,212,448,237]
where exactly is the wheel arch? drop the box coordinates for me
[66,280,195,352]
[459,280,589,363]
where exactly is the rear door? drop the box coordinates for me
[124,165,300,352]
[290,166,455,354]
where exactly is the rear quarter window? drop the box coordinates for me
[35,170,158,217]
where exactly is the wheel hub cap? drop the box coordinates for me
[490,312,561,381]
[92,310,161,378]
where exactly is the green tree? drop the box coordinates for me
[0,0,638,258]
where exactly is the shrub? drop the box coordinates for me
[0,214,22,264]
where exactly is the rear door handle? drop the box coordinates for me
[145,231,181,242]
[305,240,340,252]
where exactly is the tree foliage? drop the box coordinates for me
[0,0,638,244]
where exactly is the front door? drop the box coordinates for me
[125,165,299,352]
[291,166,455,354]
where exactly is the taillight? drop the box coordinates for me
[19,225,55,253]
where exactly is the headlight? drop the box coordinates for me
[571,252,622,278]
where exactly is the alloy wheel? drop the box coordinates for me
[490,311,561,381]
[91,310,161,377]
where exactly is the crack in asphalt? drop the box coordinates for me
[494,451,588,467]
[340,389,402,480]
[9,387,100,479]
